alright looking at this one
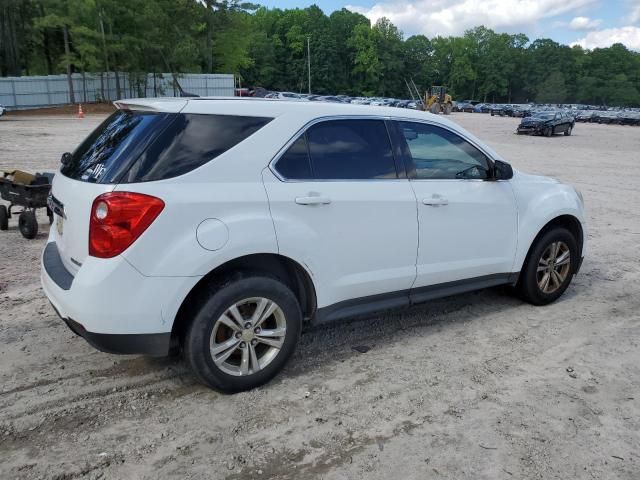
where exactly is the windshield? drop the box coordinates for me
[532,113,555,120]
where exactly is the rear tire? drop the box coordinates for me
[18,210,38,239]
[430,102,440,114]
[518,227,578,305]
[184,275,302,393]
[444,104,452,115]
[0,205,8,230]
[545,127,552,137]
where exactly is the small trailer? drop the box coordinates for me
[0,170,54,239]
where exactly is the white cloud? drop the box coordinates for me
[345,0,597,37]
[572,26,640,50]
[568,16,601,30]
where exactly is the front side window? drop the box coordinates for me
[397,121,490,180]
[306,120,397,180]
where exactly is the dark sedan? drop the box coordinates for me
[517,111,575,136]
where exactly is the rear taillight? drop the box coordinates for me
[89,192,164,258]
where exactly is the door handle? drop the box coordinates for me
[295,196,332,205]
[422,195,449,206]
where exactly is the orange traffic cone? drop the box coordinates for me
[77,104,85,118]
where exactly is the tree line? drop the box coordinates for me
[1,0,639,106]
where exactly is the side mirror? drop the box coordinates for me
[61,152,72,166]
[493,159,513,180]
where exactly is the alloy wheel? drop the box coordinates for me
[536,241,571,294]
[209,297,287,376]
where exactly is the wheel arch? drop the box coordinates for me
[517,214,584,277]
[170,253,317,350]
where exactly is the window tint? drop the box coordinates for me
[63,110,171,183]
[123,114,272,183]
[398,122,490,180]
[307,120,396,180]
[274,135,312,179]
[62,111,272,183]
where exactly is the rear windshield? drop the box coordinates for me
[61,110,272,183]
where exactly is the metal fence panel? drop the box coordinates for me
[0,73,235,110]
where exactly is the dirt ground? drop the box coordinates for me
[6,103,117,116]
[1,111,639,480]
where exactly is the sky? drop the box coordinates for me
[256,0,640,50]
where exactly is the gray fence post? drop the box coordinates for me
[45,76,52,105]
[11,78,18,108]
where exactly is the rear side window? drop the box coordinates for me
[62,110,272,183]
[124,114,272,182]
[306,120,396,180]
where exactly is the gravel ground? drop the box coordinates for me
[0,112,639,480]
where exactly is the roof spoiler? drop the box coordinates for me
[113,99,188,113]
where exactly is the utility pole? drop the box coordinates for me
[307,36,311,94]
[63,25,75,104]
[99,11,110,100]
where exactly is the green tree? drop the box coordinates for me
[2,3,640,106]
[348,22,379,96]
[536,71,567,103]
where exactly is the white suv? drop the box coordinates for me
[41,98,586,392]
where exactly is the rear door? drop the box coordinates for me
[263,118,418,309]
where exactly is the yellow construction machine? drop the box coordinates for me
[425,86,453,115]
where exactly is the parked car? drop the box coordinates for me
[517,111,575,136]
[510,105,529,117]
[42,98,586,393]
[454,101,473,112]
[0,104,5,117]
[264,92,305,101]
[490,105,508,116]
[473,103,492,113]
[592,111,621,124]
[575,110,595,122]
[312,95,344,103]
[617,111,640,126]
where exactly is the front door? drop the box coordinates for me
[392,120,518,290]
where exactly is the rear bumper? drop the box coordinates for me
[41,241,199,356]
[61,316,170,356]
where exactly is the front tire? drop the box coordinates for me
[184,275,302,393]
[518,227,578,305]
[0,205,8,230]
[545,127,552,137]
